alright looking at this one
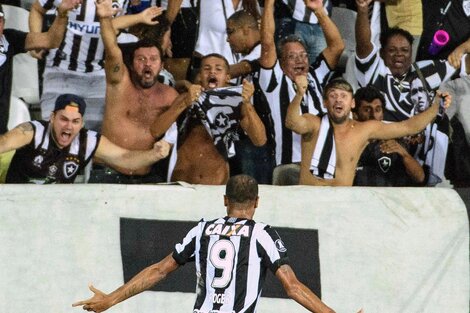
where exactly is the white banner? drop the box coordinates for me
[0,184,468,313]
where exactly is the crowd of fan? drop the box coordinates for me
[0,0,469,187]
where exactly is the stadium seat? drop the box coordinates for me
[3,5,40,120]
[330,6,356,71]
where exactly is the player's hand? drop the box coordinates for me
[95,0,121,18]
[29,49,47,60]
[153,139,171,159]
[185,84,203,106]
[58,0,82,12]
[355,0,373,12]
[447,41,470,69]
[294,75,308,96]
[139,6,163,25]
[434,90,452,110]
[242,79,255,104]
[304,0,323,12]
[380,139,406,157]
[72,284,111,312]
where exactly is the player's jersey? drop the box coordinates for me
[6,120,100,184]
[355,44,457,122]
[39,0,129,73]
[258,54,332,165]
[173,216,289,313]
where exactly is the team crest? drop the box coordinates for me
[463,0,470,16]
[275,239,287,253]
[214,112,229,129]
[63,161,79,178]
[33,155,44,168]
[378,156,391,173]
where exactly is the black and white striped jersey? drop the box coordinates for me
[39,0,129,73]
[6,120,100,183]
[257,54,333,165]
[173,216,289,313]
[355,44,459,122]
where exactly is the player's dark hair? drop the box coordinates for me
[277,34,307,60]
[226,175,258,204]
[353,85,386,112]
[380,26,414,49]
[131,38,164,63]
[201,53,230,72]
[227,10,258,29]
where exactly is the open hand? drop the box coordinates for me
[140,6,164,25]
[95,0,121,18]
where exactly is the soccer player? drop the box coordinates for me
[72,174,361,313]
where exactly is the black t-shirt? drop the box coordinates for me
[417,0,470,61]
[0,29,27,134]
[354,139,419,187]
[6,120,101,184]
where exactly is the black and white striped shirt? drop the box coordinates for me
[173,216,289,313]
[39,0,129,73]
[258,54,332,165]
[6,120,100,183]
[355,44,459,122]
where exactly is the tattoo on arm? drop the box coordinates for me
[17,123,33,135]
[113,64,120,73]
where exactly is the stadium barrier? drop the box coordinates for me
[0,184,468,313]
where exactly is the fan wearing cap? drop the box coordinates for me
[0,0,80,135]
[0,94,170,184]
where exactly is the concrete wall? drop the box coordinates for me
[0,184,468,313]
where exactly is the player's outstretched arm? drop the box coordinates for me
[276,264,364,313]
[72,254,179,312]
[275,264,336,313]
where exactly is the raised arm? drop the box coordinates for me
[369,91,451,140]
[355,0,374,59]
[150,84,202,138]
[259,0,277,68]
[165,0,183,24]
[447,38,470,69]
[285,75,320,135]
[72,254,179,313]
[25,0,81,51]
[94,136,170,171]
[96,0,126,85]
[111,6,162,33]
[305,0,344,69]
[276,265,336,313]
[0,123,35,155]
[239,80,267,146]
[28,0,48,59]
